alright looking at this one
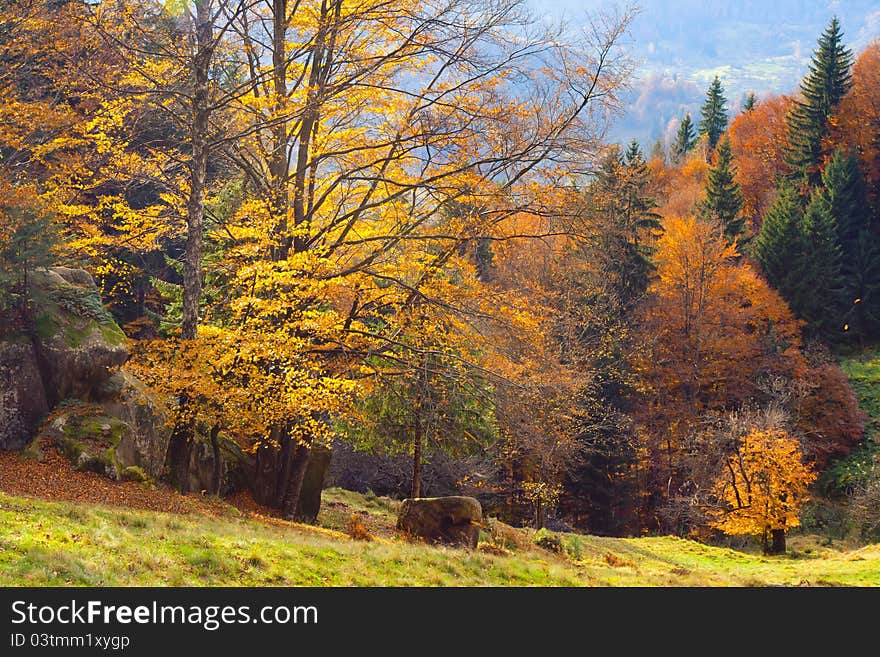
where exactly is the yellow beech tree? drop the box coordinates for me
[710,429,815,555]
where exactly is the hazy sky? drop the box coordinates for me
[526,0,880,145]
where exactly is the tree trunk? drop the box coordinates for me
[411,424,422,499]
[209,424,222,496]
[768,529,786,555]
[165,423,194,493]
[251,425,287,506]
[182,0,213,340]
[282,442,311,520]
[534,501,545,530]
[270,0,290,260]
[274,425,295,504]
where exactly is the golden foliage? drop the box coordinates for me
[710,429,816,537]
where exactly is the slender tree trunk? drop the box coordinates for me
[270,0,290,259]
[534,502,545,530]
[168,1,213,493]
[282,442,311,520]
[291,1,340,255]
[411,422,422,499]
[209,424,222,496]
[182,0,213,340]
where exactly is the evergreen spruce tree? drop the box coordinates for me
[649,138,666,164]
[799,191,844,337]
[819,149,870,249]
[753,182,807,301]
[699,135,745,241]
[0,209,54,324]
[624,138,644,166]
[818,149,878,340]
[699,76,728,150]
[743,92,757,112]
[585,146,662,311]
[844,230,880,342]
[784,17,854,188]
[671,113,697,163]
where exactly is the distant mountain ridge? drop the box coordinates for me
[532,0,879,147]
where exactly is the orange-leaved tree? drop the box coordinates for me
[710,428,815,555]
[828,39,880,211]
[728,94,793,223]
[632,215,803,523]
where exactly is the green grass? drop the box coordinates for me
[841,346,880,439]
[2,489,879,587]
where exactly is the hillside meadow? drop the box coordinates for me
[1,488,878,587]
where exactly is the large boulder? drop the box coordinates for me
[2,267,176,485]
[0,339,49,450]
[99,372,171,480]
[31,371,173,481]
[28,268,128,403]
[397,496,482,549]
[35,410,130,478]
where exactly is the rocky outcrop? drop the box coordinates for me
[28,268,128,404]
[397,496,483,548]
[0,339,49,450]
[2,267,173,483]
[98,372,170,479]
[184,433,254,496]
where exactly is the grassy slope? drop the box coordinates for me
[2,488,879,586]
[841,347,880,441]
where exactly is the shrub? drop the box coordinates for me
[346,514,372,541]
[533,528,563,553]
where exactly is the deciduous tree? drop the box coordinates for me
[728,94,792,220]
[710,428,815,555]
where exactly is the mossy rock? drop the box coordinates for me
[44,410,128,479]
[120,466,148,483]
[60,436,83,463]
[18,438,46,462]
[75,450,113,476]
[27,268,128,403]
[61,414,127,446]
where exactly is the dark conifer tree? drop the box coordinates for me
[700,135,745,241]
[784,17,853,188]
[671,113,697,163]
[699,76,728,150]
[818,150,878,340]
[753,183,808,305]
[799,191,844,337]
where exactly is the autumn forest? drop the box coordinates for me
[1,0,880,568]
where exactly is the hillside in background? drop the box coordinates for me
[531,0,879,144]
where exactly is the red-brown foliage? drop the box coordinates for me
[795,363,866,469]
[728,95,792,223]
